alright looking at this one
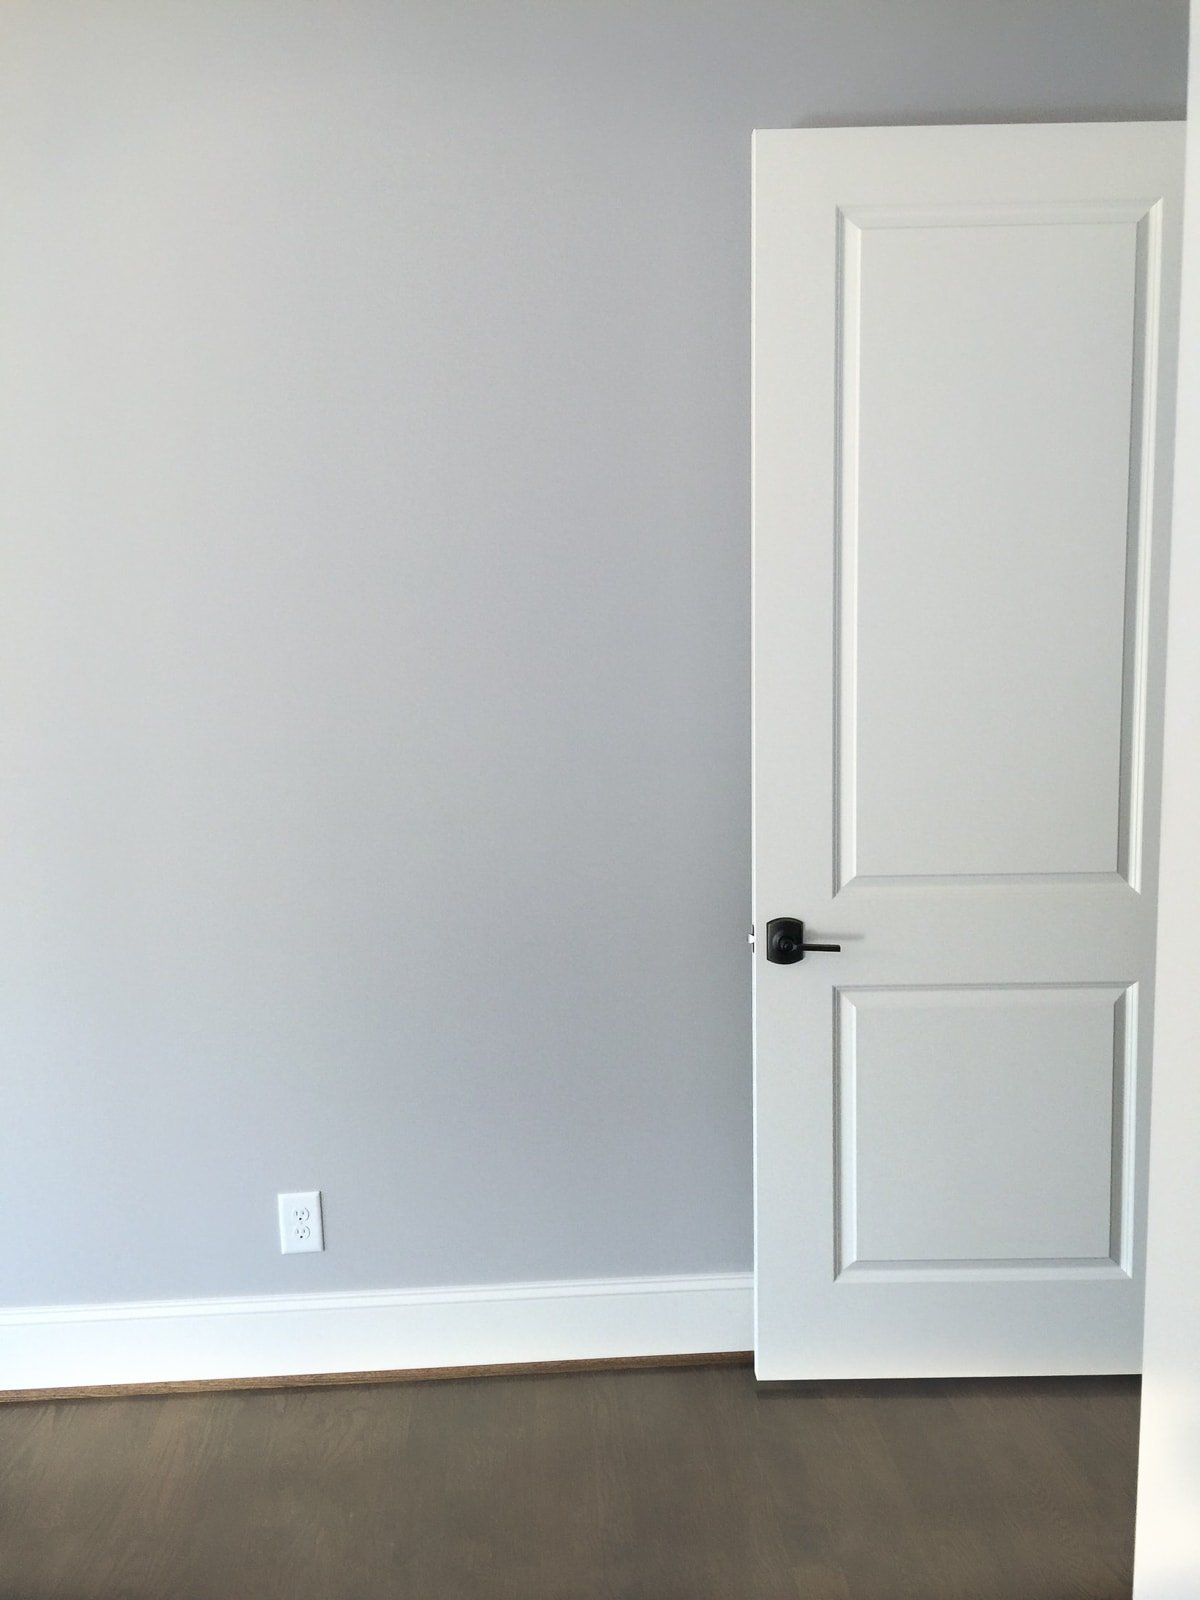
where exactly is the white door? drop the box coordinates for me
[752,123,1185,1380]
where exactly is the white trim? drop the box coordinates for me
[0,1272,753,1393]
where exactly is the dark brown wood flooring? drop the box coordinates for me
[0,1365,1139,1599]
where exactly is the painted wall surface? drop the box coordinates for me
[0,1,1187,1306]
[1134,5,1200,1594]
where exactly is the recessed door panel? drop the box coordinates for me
[839,210,1148,885]
[837,985,1131,1273]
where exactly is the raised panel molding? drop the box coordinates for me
[834,202,1165,892]
[834,983,1138,1283]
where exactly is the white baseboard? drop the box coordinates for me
[0,1271,753,1393]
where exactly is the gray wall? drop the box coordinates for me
[0,1,1187,1307]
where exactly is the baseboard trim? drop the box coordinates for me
[1,1349,754,1405]
[0,1271,753,1396]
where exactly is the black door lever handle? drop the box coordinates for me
[765,918,842,965]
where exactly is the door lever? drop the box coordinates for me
[765,918,842,965]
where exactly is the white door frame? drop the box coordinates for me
[1133,10,1200,1595]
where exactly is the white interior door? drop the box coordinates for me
[752,123,1184,1380]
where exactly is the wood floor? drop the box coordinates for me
[0,1364,1139,1599]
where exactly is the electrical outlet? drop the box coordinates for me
[278,1191,324,1254]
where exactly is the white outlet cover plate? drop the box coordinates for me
[278,1190,324,1254]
